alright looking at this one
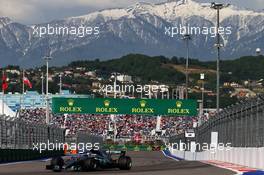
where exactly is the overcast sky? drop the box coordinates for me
[0,0,263,24]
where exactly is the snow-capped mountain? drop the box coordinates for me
[0,0,264,67]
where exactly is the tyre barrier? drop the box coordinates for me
[0,149,64,163]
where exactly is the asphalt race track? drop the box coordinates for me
[0,151,235,175]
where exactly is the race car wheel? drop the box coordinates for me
[50,157,64,172]
[81,158,98,171]
[118,156,132,170]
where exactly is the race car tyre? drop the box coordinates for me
[118,156,132,170]
[50,157,64,172]
[81,158,98,171]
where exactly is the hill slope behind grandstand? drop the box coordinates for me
[68,54,264,85]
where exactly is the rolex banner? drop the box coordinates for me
[52,98,197,116]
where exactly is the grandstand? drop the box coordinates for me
[0,90,90,112]
[0,90,199,142]
[18,108,198,140]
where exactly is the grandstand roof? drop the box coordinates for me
[0,91,91,112]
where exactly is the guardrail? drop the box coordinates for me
[0,149,63,163]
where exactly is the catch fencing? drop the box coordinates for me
[170,95,264,148]
[76,132,104,146]
[0,115,65,149]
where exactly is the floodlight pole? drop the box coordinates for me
[200,73,205,117]
[112,73,117,142]
[183,34,191,99]
[59,73,62,94]
[216,6,220,113]
[1,70,4,115]
[211,3,229,113]
[41,72,44,95]
[22,70,25,108]
[43,56,52,124]
[114,73,117,98]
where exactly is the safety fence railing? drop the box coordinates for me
[0,115,65,149]
[76,132,104,146]
[0,115,65,163]
[170,95,264,148]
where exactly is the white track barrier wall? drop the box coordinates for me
[169,147,264,169]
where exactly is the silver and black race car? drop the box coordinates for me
[46,149,132,172]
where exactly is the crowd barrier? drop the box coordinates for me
[0,149,64,163]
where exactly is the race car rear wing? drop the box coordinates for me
[106,150,126,156]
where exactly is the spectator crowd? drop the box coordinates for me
[19,108,200,139]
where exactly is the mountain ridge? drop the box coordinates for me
[0,0,263,67]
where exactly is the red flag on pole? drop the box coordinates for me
[2,72,8,91]
[23,77,32,89]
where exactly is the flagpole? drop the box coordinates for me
[2,70,5,115]
[22,70,25,94]
[41,72,44,95]
[2,90,4,115]
[43,55,52,125]
[22,70,25,109]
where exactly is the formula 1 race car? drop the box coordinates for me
[46,149,132,172]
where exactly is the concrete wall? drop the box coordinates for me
[169,147,264,169]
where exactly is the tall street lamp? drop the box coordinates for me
[110,73,117,142]
[211,2,230,113]
[59,73,62,94]
[200,73,205,116]
[183,34,191,99]
[43,55,52,124]
[41,72,44,95]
